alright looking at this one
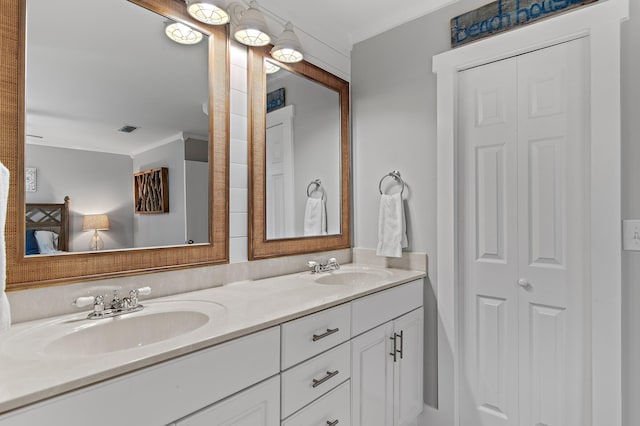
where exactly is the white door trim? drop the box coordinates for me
[432,1,629,425]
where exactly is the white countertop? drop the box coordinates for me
[0,264,425,414]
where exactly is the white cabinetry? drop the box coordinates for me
[351,280,424,426]
[174,376,280,426]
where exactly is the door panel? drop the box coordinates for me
[393,308,424,425]
[459,57,519,426]
[459,37,590,426]
[516,38,589,426]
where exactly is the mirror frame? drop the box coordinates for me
[1,0,229,290]
[247,46,350,259]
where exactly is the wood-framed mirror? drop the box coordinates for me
[248,46,350,259]
[1,0,229,290]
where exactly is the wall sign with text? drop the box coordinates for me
[451,0,598,48]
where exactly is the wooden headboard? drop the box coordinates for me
[25,196,70,251]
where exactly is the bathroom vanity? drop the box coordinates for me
[0,266,424,426]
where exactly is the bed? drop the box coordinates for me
[25,196,70,253]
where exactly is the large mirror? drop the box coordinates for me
[248,46,350,259]
[1,0,229,289]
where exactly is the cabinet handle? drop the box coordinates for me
[397,330,404,360]
[390,335,397,362]
[312,370,339,388]
[326,420,339,426]
[313,327,339,342]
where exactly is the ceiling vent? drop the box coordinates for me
[118,125,138,133]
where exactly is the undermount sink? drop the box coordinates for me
[313,268,392,285]
[2,300,225,359]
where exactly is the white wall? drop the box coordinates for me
[25,144,133,251]
[352,0,635,424]
[132,139,186,247]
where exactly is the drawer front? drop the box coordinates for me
[281,341,351,419]
[282,380,351,426]
[281,303,351,369]
[351,279,423,337]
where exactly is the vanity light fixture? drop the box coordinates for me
[270,21,303,63]
[186,0,230,25]
[164,21,204,45]
[230,1,271,47]
[264,59,281,74]
[82,214,110,251]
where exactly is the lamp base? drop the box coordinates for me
[89,230,104,251]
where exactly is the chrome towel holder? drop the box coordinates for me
[307,179,326,199]
[379,170,405,196]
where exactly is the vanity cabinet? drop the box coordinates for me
[351,280,424,426]
[173,376,280,426]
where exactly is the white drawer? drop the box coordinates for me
[282,380,351,426]
[351,279,423,336]
[281,341,350,419]
[281,303,350,369]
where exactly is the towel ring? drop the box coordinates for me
[379,170,405,196]
[307,179,326,199]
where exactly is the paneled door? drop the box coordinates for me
[458,37,589,426]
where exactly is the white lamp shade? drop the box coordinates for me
[82,214,110,231]
[233,1,271,46]
[165,21,204,45]
[187,0,229,25]
[264,59,281,74]
[270,22,303,63]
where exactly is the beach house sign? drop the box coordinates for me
[451,0,598,47]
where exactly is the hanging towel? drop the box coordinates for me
[376,192,408,258]
[0,162,10,332]
[303,197,327,236]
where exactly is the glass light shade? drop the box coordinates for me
[165,21,204,45]
[186,0,229,25]
[233,1,270,46]
[270,22,303,63]
[264,60,281,74]
[82,214,110,231]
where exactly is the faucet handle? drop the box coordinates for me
[307,261,318,268]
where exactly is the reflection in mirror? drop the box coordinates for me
[25,0,210,254]
[265,60,341,239]
[248,47,350,260]
[1,0,228,289]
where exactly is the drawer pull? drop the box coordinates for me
[397,330,404,359]
[326,420,339,426]
[312,370,339,388]
[313,327,339,342]
[390,335,397,362]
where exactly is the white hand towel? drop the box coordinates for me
[303,197,327,236]
[0,162,11,332]
[376,192,408,258]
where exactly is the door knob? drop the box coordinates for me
[518,278,531,289]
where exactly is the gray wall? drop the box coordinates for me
[352,0,636,424]
[621,1,640,424]
[132,139,186,247]
[25,145,133,251]
[268,72,341,236]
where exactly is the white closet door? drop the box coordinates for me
[516,38,589,426]
[459,37,589,426]
[459,57,520,426]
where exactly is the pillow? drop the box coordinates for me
[25,230,40,255]
[34,230,59,254]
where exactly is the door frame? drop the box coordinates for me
[432,1,629,425]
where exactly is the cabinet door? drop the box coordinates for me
[351,321,394,426]
[393,308,424,426]
[176,376,280,426]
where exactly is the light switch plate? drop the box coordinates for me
[623,220,640,251]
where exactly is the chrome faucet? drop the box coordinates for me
[73,287,151,320]
[307,258,340,274]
